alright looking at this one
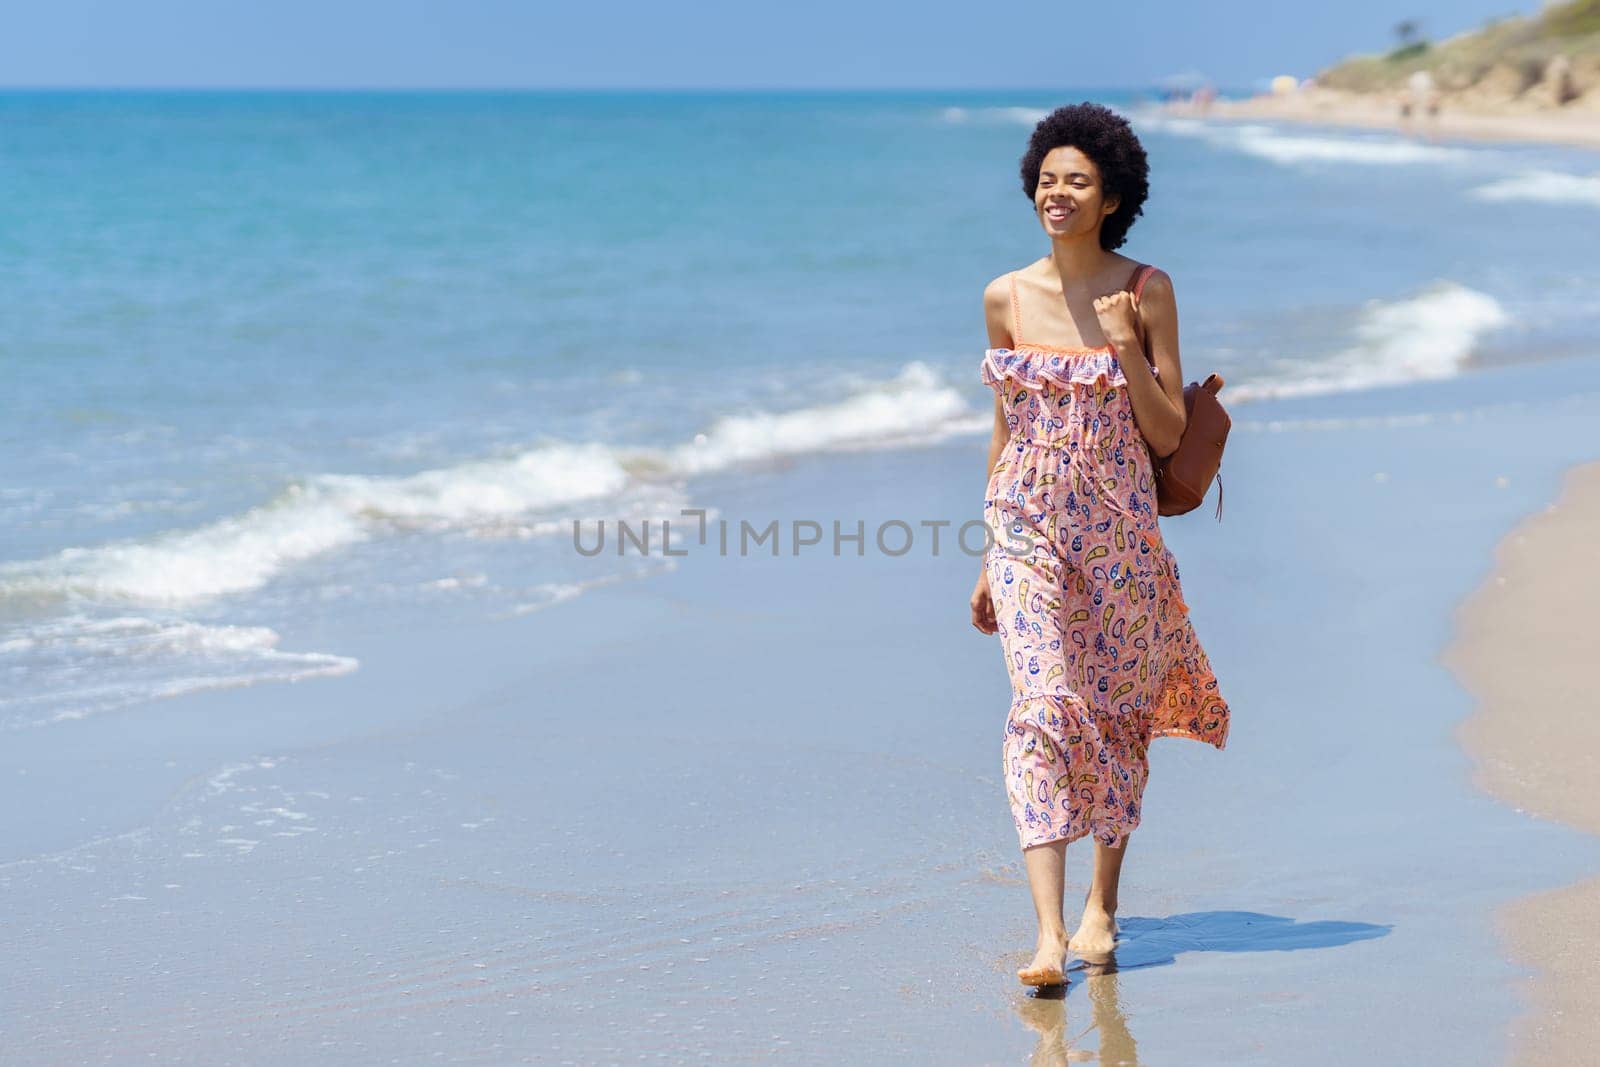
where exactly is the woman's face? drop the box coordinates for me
[1034,145,1119,240]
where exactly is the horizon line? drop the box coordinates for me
[0,83,1254,95]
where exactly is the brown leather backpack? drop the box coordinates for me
[1125,264,1230,520]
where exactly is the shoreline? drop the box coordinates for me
[9,354,1600,1060]
[1164,88,1600,151]
[1445,459,1600,1066]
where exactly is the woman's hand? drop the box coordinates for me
[1091,289,1141,350]
[970,568,998,635]
[1104,269,1187,456]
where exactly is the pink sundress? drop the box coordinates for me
[981,267,1229,851]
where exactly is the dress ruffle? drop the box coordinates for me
[980,346,1132,392]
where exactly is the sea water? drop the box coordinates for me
[3,88,1598,726]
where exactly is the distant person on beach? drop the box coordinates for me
[1401,69,1441,130]
[969,103,1232,987]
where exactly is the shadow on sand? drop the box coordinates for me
[1014,910,1391,1065]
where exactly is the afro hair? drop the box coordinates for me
[1019,103,1150,251]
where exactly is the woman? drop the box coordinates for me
[969,103,1231,987]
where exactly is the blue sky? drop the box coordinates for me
[0,0,1535,90]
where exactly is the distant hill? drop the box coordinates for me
[1316,0,1600,107]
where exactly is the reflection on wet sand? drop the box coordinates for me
[1017,957,1138,1065]
[1012,911,1390,1063]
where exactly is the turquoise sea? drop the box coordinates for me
[3,88,1598,725]
[5,90,1600,1064]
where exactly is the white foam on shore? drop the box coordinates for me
[1135,113,1473,166]
[660,361,971,475]
[1470,170,1600,207]
[0,615,357,730]
[1229,282,1509,401]
[1,364,976,723]
[0,363,975,609]
[0,444,633,606]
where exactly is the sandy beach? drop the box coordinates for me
[6,354,1600,1062]
[1447,460,1600,1067]
[1164,39,1600,1059]
[1168,87,1600,150]
[7,88,1600,1063]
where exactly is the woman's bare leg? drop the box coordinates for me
[1069,836,1127,956]
[1016,839,1069,984]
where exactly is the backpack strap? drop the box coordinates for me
[1125,262,1155,304]
[1123,263,1156,370]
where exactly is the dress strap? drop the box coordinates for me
[1007,271,1024,344]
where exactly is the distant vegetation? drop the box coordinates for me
[1386,18,1429,62]
[1317,0,1600,95]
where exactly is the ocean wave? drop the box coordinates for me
[1470,170,1600,207]
[0,363,975,608]
[1135,113,1473,166]
[0,443,632,605]
[658,361,971,475]
[0,615,357,730]
[1229,282,1509,401]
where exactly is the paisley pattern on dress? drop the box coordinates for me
[982,341,1229,851]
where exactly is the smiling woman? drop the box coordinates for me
[967,101,1231,989]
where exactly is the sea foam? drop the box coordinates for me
[1230,282,1509,401]
[0,443,632,605]
[0,363,975,608]
[1135,113,1474,167]
[659,361,971,475]
[0,615,357,730]
[1470,170,1600,207]
[945,106,1472,167]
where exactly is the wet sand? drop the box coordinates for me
[1167,88,1600,150]
[1446,460,1600,1067]
[5,357,1600,1061]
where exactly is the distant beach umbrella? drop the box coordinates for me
[1270,75,1299,95]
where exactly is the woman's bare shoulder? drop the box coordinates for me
[982,271,1022,345]
[982,271,1015,314]
[1138,265,1176,303]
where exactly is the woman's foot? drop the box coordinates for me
[1067,904,1118,957]
[1017,929,1069,986]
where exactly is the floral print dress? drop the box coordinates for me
[981,267,1229,850]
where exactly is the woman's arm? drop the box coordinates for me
[971,277,1011,634]
[1094,269,1187,457]
[984,392,1008,477]
[981,276,1014,480]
